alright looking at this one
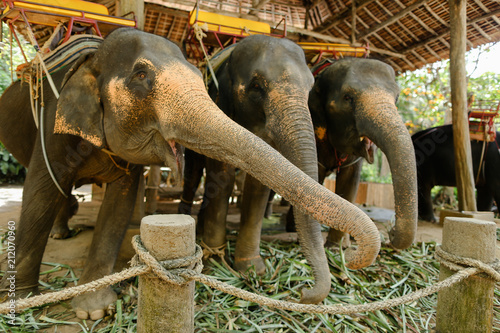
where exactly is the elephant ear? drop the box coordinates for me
[308,82,328,142]
[208,61,235,119]
[54,52,106,149]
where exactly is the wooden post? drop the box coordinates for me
[449,0,477,212]
[436,217,496,332]
[131,172,146,226]
[145,165,161,214]
[138,215,196,333]
[117,0,145,30]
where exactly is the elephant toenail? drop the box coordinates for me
[90,309,105,321]
[75,310,89,320]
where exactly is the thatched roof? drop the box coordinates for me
[102,0,500,73]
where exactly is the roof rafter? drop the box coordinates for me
[358,0,430,40]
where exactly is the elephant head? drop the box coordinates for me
[309,58,417,249]
[54,29,380,301]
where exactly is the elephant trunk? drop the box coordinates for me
[176,98,380,268]
[268,95,330,303]
[356,88,417,249]
[156,69,380,303]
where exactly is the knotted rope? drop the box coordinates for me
[1,240,499,315]
[193,23,219,90]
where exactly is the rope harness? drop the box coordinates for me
[0,237,498,316]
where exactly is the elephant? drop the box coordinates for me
[179,35,339,303]
[0,29,381,320]
[292,57,418,249]
[412,124,500,221]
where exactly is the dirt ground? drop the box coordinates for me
[0,184,498,332]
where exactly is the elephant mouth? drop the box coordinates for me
[360,136,375,164]
[167,139,184,184]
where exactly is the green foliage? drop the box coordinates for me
[397,42,500,134]
[0,23,34,184]
[0,142,25,184]
[397,61,450,134]
[360,150,392,184]
[0,23,35,93]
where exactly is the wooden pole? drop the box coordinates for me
[145,165,161,214]
[436,217,496,332]
[117,0,145,30]
[449,0,477,212]
[137,215,196,333]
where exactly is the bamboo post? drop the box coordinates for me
[436,217,496,332]
[449,0,477,212]
[137,215,196,333]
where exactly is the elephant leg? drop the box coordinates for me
[0,155,71,298]
[71,166,142,321]
[234,175,270,274]
[326,160,362,248]
[418,182,436,222]
[178,149,205,216]
[202,158,235,249]
[476,185,494,211]
[130,172,146,226]
[285,206,296,232]
[264,190,275,219]
[50,194,79,239]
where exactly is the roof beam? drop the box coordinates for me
[316,0,376,33]
[286,25,404,58]
[249,0,270,16]
[358,0,430,40]
[403,8,500,54]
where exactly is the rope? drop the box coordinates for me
[193,23,219,90]
[200,240,241,276]
[1,240,499,316]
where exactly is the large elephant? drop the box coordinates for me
[412,124,500,221]
[0,29,380,320]
[179,35,339,303]
[306,57,418,249]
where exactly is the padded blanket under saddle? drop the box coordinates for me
[18,34,103,81]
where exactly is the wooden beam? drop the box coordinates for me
[448,0,477,212]
[117,0,145,30]
[144,3,189,18]
[167,16,177,39]
[249,0,270,16]
[351,0,357,44]
[358,0,430,40]
[403,8,500,54]
[286,25,405,58]
[316,0,376,33]
[153,12,161,35]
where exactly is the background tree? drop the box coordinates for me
[0,22,34,183]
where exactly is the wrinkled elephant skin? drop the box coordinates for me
[308,58,418,249]
[0,30,380,318]
[180,36,381,303]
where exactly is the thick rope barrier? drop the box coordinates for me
[1,237,499,316]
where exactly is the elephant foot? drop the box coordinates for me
[234,255,266,275]
[50,224,71,239]
[71,287,117,320]
[418,214,437,223]
[324,230,351,249]
[0,280,39,302]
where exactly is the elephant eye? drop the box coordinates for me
[136,71,147,80]
[249,82,263,92]
[343,94,352,102]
